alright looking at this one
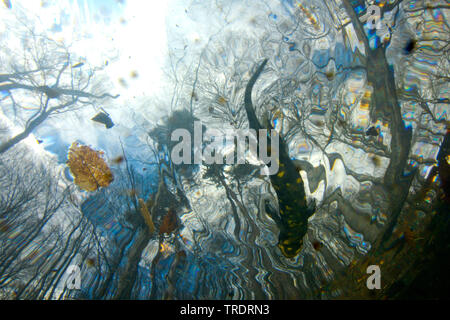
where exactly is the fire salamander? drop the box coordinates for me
[244,58,315,258]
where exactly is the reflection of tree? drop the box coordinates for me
[157,0,449,298]
[65,134,193,299]
[330,0,412,253]
[0,18,118,154]
[1,0,448,300]
[0,147,93,299]
[338,0,448,253]
[321,0,449,298]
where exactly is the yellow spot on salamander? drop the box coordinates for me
[277,171,285,178]
[296,177,302,184]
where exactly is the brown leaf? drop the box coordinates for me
[159,208,179,235]
[138,198,155,233]
[67,142,114,191]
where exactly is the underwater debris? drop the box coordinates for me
[111,155,124,164]
[191,91,198,102]
[67,142,114,192]
[0,219,11,233]
[370,155,382,167]
[312,119,325,127]
[297,2,320,30]
[360,88,372,110]
[366,126,379,136]
[118,77,128,88]
[325,71,335,81]
[312,240,324,251]
[130,70,138,78]
[72,62,84,68]
[125,189,139,197]
[159,208,179,235]
[217,96,227,105]
[403,39,417,55]
[138,198,155,233]
[177,250,187,260]
[391,220,420,249]
[288,42,296,51]
[159,242,173,255]
[38,85,60,99]
[86,257,96,267]
[91,112,114,129]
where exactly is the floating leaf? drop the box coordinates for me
[67,142,114,191]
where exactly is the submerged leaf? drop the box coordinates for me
[139,198,155,233]
[92,112,114,129]
[67,142,114,191]
[159,208,179,235]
